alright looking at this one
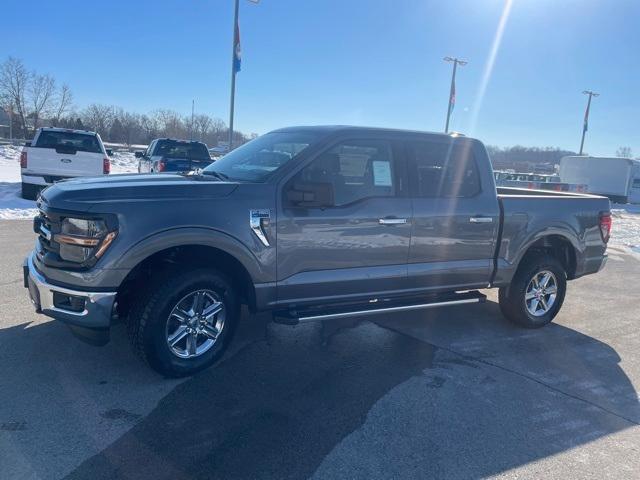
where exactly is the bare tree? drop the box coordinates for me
[152,109,186,138]
[209,117,227,145]
[139,114,159,143]
[52,84,73,126]
[0,57,30,137]
[82,103,114,136]
[29,73,56,132]
[193,114,212,142]
[616,146,633,158]
[111,108,141,145]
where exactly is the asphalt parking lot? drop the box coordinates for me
[1,219,639,480]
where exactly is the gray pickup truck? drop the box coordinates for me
[24,126,611,377]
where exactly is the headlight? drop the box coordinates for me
[54,218,117,263]
[61,218,107,238]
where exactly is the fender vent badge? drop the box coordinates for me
[250,209,270,247]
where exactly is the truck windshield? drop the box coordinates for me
[35,131,103,153]
[203,132,320,182]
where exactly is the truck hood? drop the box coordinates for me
[40,173,238,213]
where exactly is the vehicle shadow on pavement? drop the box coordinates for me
[59,302,639,480]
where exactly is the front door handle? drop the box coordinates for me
[469,216,493,223]
[379,218,408,225]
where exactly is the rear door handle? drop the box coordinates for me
[379,218,408,225]
[469,216,493,223]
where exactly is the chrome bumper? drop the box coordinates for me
[23,253,116,330]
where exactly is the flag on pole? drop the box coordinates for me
[448,78,456,115]
[233,22,242,73]
[583,99,590,133]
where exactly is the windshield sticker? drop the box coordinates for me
[373,161,392,186]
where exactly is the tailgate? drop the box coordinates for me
[26,147,104,177]
[164,158,212,172]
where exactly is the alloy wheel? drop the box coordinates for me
[165,289,225,358]
[524,270,558,317]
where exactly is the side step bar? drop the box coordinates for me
[273,291,486,325]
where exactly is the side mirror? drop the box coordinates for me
[286,181,334,208]
[105,149,113,157]
[24,141,31,147]
[134,151,144,158]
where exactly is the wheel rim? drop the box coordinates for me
[165,289,225,359]
[524,270,558,317]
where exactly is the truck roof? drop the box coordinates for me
[38,126,98,135]
[561,155,640,167]
[270,125,472,140]
[154,138,207,144]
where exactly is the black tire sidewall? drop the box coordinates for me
[21,183,38,200]
[141,269,238,377]
[501,255,567,328]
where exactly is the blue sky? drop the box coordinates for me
[3,0,639,155]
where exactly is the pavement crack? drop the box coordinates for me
[375,322,640,427]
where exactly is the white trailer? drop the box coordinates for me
[559,156,640,204]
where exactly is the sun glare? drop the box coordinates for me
[468,0,514,135]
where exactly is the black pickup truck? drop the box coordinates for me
[24,126,611,376]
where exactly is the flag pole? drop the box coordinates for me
[228,0,240,151]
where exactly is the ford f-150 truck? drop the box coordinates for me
[23,126,611,377]
[20,127,111,200]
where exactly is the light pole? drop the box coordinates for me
[190,99,195,141]
[443,56,467,133]
[579,90,599,155]
[228,0,259,151]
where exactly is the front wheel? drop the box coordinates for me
[127,268,239,377]
[498,253,567,328]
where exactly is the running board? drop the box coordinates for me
[273,291,486,325]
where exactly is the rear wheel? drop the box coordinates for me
[21,182,39,200]
[498,253,567,328]
[127,268,239,377]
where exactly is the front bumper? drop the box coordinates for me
[23,253,116,344]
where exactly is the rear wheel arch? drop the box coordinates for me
[516,233,578,280]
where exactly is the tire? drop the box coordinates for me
[21,182,39,200]
[498,253,567,328]
[127,268,239,377]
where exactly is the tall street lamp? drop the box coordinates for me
[443,56,467,133]
[579,90,599,155]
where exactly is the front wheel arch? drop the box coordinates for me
[116,242,259,321]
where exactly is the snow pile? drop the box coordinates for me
[611,204,640,254]
[109,150,138,174]
[0,144,38,219]
[0,144,23,182]
[0,145,138,220]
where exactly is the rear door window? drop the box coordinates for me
[35,131,103,154]
[406,140,481,198]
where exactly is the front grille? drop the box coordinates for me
[34,209,60,260]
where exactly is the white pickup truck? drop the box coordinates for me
[20,127,111,199]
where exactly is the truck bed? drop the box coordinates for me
[493,186,610,285]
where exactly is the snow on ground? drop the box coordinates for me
[611,203,640,254]
[0,144,38,219]
[110,151,139,174]
[0,145,137,219]
[1,143,640,253]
